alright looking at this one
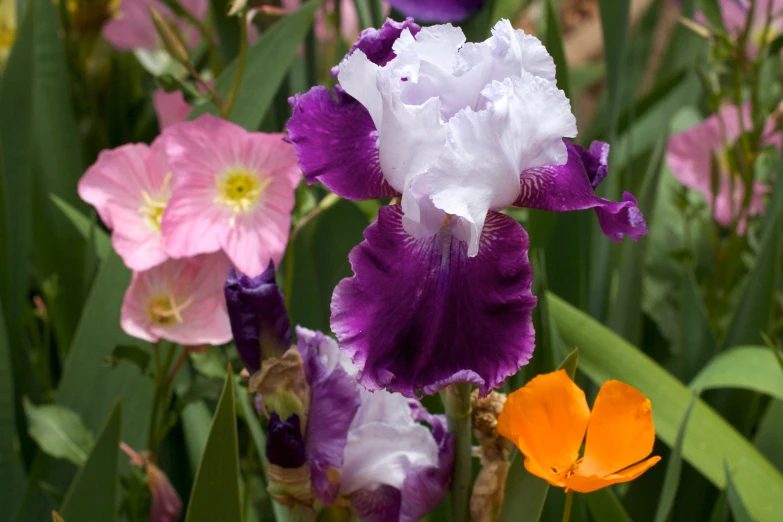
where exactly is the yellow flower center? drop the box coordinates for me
[214,167,272,215]
[147,292,194,327]
[138,173,172,232]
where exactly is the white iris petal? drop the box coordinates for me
[339,19,577,257]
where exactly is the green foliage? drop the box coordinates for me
[689,347,783,400]
[59,401,122,522]
[184,370,242,522]
[22,399,95,467]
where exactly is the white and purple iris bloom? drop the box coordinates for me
[287,18,648,399]
[225,267,454,521]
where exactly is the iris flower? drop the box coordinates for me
[226,267,453,519]
[497,370,660,493]
[287,19,647,398]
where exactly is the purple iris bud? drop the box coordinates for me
[387,0,485,23]
[266,412,307,469]
[224,263,292,373]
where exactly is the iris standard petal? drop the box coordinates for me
[297,327,361,503]
[566,456,661,494]
[225,264,291,372]
[514,140,648,242]
[286,86,398,201]
[578,380,657,478]
[337,17,422,72]
[331,205,536,397]
[386,0,485,23]
[497,370,589,475]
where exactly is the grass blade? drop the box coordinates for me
[184,370,242,522]
[689,347,783,401]
[585,488,632,522]
[59,401,121,522]
[653,393,699,522]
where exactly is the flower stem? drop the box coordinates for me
[441,382,473,522]
[561,491,574,522]
[222,9,250,120]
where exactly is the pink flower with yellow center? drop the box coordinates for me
[78,137,172,271]
[120,252,232,345]
[161,115,301,277]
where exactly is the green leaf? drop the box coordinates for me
[496,452,549,522]
[696,0,726,32]
[104,345,152,375]
[190,0,323,130]
[51,195,111,261]
[584,488,632,522]
[725,463,755,522]
[557,348,579,380]
[25,0,88,349]
[185,370,242,522]
[607,139,666,344]
[0,301,26,521]
[548,293,783,521]
[688,347,783,401]
[723,163,783,348]
[597,0,630,139]
[677,269,718,381]
[23,399,95,467]
[288,199,368,333]
[654,393,698,522]
[49,252,153,493]
[544,0,570,100]
[59,401,121,522]
[754,400,783,472]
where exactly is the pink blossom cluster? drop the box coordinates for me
[78,113,301,347]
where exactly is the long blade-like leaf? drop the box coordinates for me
[689,347,783,401]
[59,401,122,522]
[185,370,242,522]
[190,0,323,130]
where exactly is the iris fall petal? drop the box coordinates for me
[331,205,536,397]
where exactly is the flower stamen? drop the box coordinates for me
[214,167,271,216]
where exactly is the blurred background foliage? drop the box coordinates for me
[0,0,782,521]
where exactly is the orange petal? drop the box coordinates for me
[523,455,568,489]
[579,380,656,478]
[497,370,590,473]
[566,456,661,493]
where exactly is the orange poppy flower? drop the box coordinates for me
[497,370,661,493]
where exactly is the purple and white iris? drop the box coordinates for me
[225,268,453,519]
[287,18,648,398]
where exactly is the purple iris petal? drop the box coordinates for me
[387,0,485,23]
[514,140,648,242]
[334,18,422,75]
[401,403,454,522]
[225,264,291,373]
[351,484,402,522]
[286,86,398,201]
[266,412,307,468]
[332,205,537,398]
[297,327,361,504]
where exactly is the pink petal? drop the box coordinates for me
[153,89,192,130]
[120,252,232,345]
